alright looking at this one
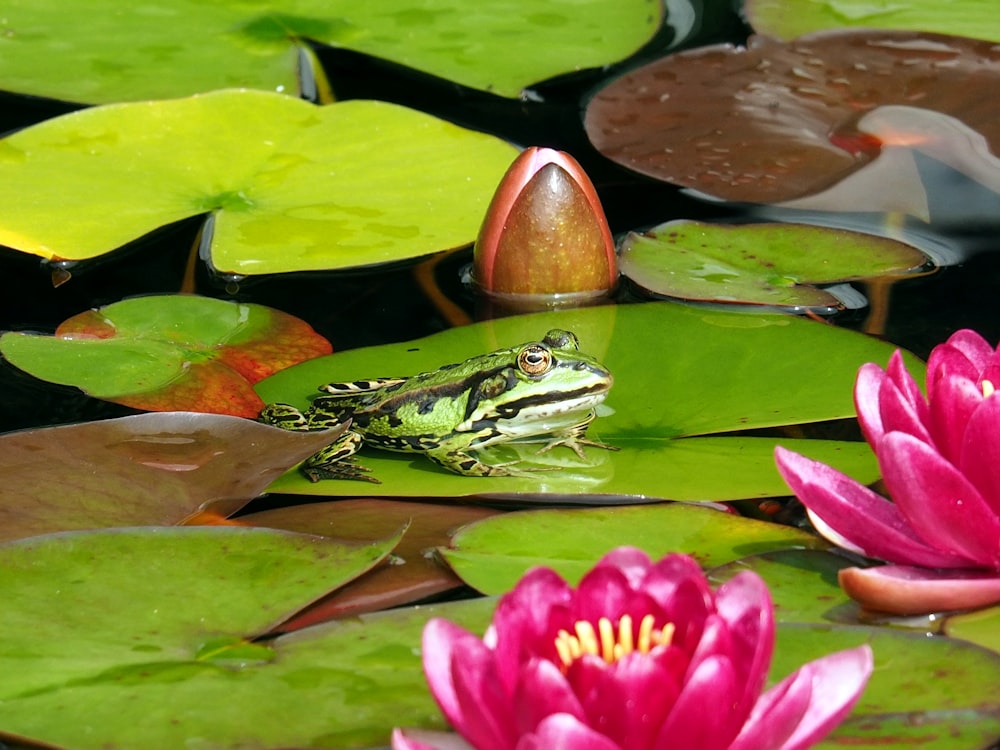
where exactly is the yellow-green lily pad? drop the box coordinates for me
[0,0,661,103]
[620,220,929,309]
[0,90,518,275]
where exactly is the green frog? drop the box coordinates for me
[259,329,615,482]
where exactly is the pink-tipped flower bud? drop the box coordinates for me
[473,147,617,300]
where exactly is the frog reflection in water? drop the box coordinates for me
[259,329,616,483]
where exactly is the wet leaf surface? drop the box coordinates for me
[439,503,827,594]
[620,220,928,309]
[0,526,404,749]
[238,498,502,631]
[0,91,518,275]
[0,412,343,543]
[0,0,660,103]
[1,295,332,417]
[585,29,1000,210]
[256,301,914,500]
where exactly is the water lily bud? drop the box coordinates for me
[474,147,617,300]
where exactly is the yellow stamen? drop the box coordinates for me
[554,613,675,670]
[984,380,995,399]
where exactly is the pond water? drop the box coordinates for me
[1,5,999,749]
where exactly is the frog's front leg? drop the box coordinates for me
[258,403,378,483]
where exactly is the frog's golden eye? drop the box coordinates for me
[518,344,553,375]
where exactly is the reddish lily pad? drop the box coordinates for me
[620,220,928,309]
[240,499,502,631]
[0,412,343,543]
[584,29,1000,210]
[0,295,331,418]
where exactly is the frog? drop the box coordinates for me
[259,329,616,483]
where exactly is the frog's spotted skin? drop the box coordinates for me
[259,329,615,483]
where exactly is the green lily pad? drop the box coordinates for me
[0,90,518,275]
[255,300,918,500]
[745,0,1000,43]
[620,220,928,309]
[710,549,859,625]
[239,499,502,630]
[0,412,344,543]
[439,503,827,594]
[781,625,1000,749]
[0,525,403,749]
[944,604,1000,654]
[0,0,661,103]
[0,295,332,417]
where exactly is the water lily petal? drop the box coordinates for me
[881,432,1000,568]
[597,546,655,588]
[854,361,887,448]
[715,571,774,715]
[515,713,623,750]
[653,654,741,750]
[839,565,1000,614]
[927,329,995,386]
[574,563,644,627]
[392,728,474,750]
[928,374,983,464]
[876,354,931,443]
[643,554,714,651]
[775,447,972,568]
[514,658,586,734]
[729,646,872,750]
[578,650,680,748]
[422,618,515,750]
[960,394,1000,516]
[491,567,573,691]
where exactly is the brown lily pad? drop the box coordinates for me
[239,499,502,632]
[0,412,343,543]
[584,29,1000,206]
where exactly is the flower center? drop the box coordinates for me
[554,614,675,668]
[983,379,995,398]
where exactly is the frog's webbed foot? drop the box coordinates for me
[533,418,618,460]
[427,450,561,478]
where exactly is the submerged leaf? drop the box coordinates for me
[0,412,343,543]
[1,295,331,417]
[585,29,1000,210]
[0,90,519,275]
[620,220,928,309]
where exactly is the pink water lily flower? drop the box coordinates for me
[393,548,872,750]
[776,329,1000,614]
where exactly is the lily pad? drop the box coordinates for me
[0,295,332,417]
[255,300,918,500]
[0,90,519,275]
[0,411,343,543]
[438,503,827,594]
[745,0,1000,44]
[0,525,406,749]
[620,220,928,309]
[239,499,502,630]
[584,29,1000,210]
[0,0,661,103]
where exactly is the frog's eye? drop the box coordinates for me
[518,344,553,375]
